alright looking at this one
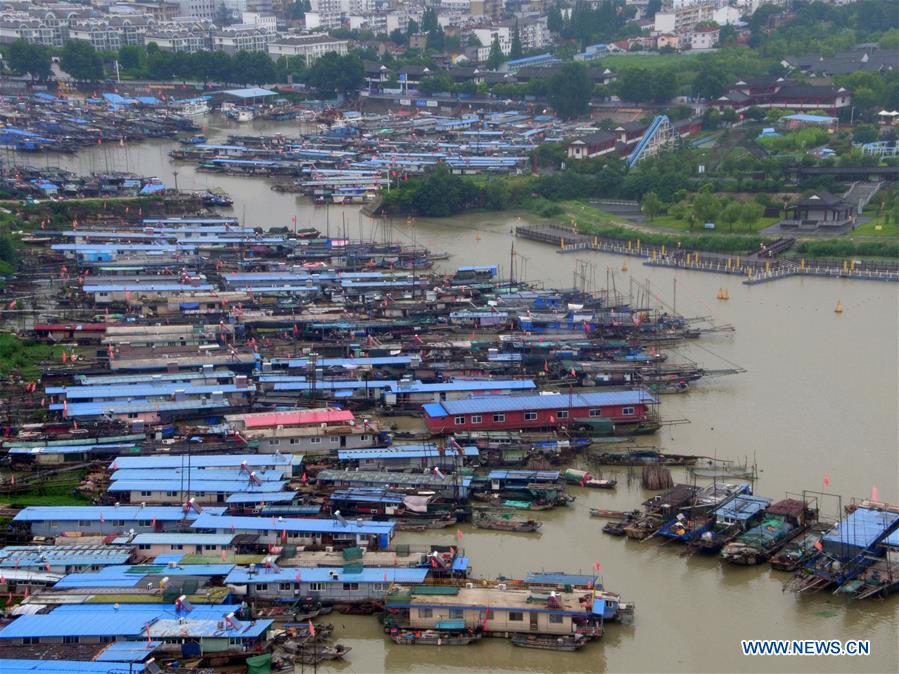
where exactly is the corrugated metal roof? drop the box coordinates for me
[78,370,236,386]
[191,513,394,535]
[9,443,136,456]
[235,408,354,428]
[225,566,428,584]
[822,508,899,550]
[128,533,237,545]
[271,356,412,368]
[316,470,472,488]
[0,661,146,673]
[523,572,595,585]
[13,506,226,522]
[94,640,162,662]
[337,444,479,460]
[49,383,253,399]
[149,616,271,638]
[714,495,771,521]
[59,398,232,417]
[424,390,656,417]
[0,545,131,568]
[226,491,298,504]
[110,454,300,470]
[111,468,285,482]
[386,380,535,394]
[0,612,153,637]
[487,470,560,480]
[108,479,287,493]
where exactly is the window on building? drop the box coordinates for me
[139,544,150,550]
[622,407,635,416]
[342,582,359,591]
[289,438,299,445]
[229,637,243,646]
[556,410,569,419]
[165,491,177,497]
[330,436,339,443]
[309,582,324,591]
[454,416,465,425]
[139,520,152,527]
[509,611,524,621]
[173,544,183,550]
[471,415,482,424]
[588,409,601,417]
[78,521,90,527]
[256,583,268,591]
[309,437,321,444]
[140,491,152,497]
[524,412,538,421]
[22,637,39,645]
[449,608,464,619]
[549,613,564,624]
[63,635,79,644]
[493,414,505,422]
[280,583,292,591]
[419,608,433,618]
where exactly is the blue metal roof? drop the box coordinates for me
[49,383,253,399]
[271,356,412,368]
[108,479,287,493]
[822,508,899,551]
[488,470,560,481]
[129,533,236,545]
[52,604,242,617]
[226,491,298,504]
[386,380,535,394]
[423,390,656,417]
[329,489,406,504]
[524,571,595,585]
[13,506,226,522]
[0,661,146,673]
[0,546,131,568]
[337,444,479,460]
[111,454,300,470]
[192,513,394,536]
[111,468,284,482]
[9,442,136,456]
[78,371,236,386]
[0,612,153,638]
[58,399,232,417]
[221,87,277,98]
[225,566,427,584]
[713,494,771,521]
[93,640,162,662]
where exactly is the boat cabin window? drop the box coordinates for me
[454,416,465,425]
[524,412,538,421]
[493,414,505,422]
[622,407,635,416]
[509,611,524,621]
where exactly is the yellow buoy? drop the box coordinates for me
[717,288,729,300]
[834,300,843,314]
[621,262,628,272]
[475,231,481,241]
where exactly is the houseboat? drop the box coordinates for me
[720,499,815,565]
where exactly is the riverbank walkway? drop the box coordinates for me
[515,224,899,285]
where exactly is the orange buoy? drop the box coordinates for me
[621,262,628,272]
[475,231,481,241]
[834,300,843,314]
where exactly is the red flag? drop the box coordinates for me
[456,528,463,541]
[295,571,302,583]
[593,561,602,572]
[823,474,830,488]
[481,605,489,630]
[281,529,287,543]
[871,485,879,502]
[308,620,315,637]
[814,540,823,552]
[99,511,104,523]
[301,472,307,484]
[7,299,15,309]
[5,593,11,607]
[220,549,227,561]
[151,517,156,528]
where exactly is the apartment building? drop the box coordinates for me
[268,33,349,62]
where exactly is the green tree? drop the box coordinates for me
[692,190,721,224]
[486,35,504,69]
[61,40,104,81]
[642,191,661,221]
[306,52,363,96]
[547,62,592,119]
[7,40,51,81]
[117,45,143,74]
[510,22,523,60]
[853,123,878,144]
[548,3,564,33]
[739,201,764,232]
[693,62,728,99]
[719,200,742,232]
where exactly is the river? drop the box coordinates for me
[38,116,899,673]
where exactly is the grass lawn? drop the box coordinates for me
[561,201,620,225]
[849,217,899,238]
[1,471,90,507]
[648,214,780,233]
[595,53,701,70]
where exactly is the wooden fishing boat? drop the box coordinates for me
[769,524,830,572]
[590,508,633,519]
[591,449,699,466]
[472,511,541,532]
[721,499,815,565]
[389,627,482,646]
[602,511,642,536]
[291,644,351,664]
[511,633,590,651]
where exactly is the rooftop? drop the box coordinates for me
[191,513,395,536]
[225,566,428,584]
[13,505,226,523]
[423,390,656,417]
